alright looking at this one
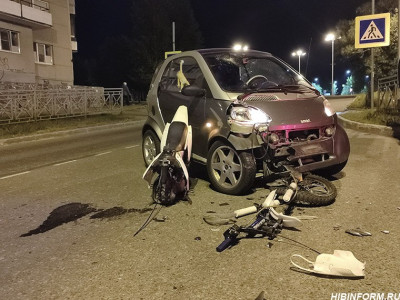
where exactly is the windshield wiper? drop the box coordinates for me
[275,84,320,95]
[239,83,320,100]
[247,83,320,95]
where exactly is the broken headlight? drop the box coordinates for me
[229,106,272,134]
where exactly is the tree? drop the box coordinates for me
[128,0,203,91]
[341,75,353,95]
[312,82,323,94]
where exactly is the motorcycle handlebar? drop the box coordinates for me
[216,236,235,252]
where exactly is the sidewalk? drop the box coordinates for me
[338,111,395,137]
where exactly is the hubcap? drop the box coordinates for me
[211,146,242,188]
[143,135,157,165]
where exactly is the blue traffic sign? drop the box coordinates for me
[355,13,390,48]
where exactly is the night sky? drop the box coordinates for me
[76,0,368,88]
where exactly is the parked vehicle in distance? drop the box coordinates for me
[142,48,350,195]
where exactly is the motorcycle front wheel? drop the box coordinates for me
[275,174,337,206]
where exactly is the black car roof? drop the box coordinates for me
[196,48,273,57]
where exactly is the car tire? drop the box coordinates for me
[275,174,337,206]
[207,141,256,195]
[142,130,160,167]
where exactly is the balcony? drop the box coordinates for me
[0,0,52,28]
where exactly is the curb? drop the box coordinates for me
[0,120,145,146]
[338,113,394,137]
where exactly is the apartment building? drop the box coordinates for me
[0,0,76,85]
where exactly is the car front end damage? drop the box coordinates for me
[227,94,350,177]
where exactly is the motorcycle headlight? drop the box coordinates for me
[230,106,272,125]
[323,99,335,117]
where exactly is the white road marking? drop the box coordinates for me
[125,145,139,149]
[95,151,112,156]
[54,160,77,166]
[0,171,31,180]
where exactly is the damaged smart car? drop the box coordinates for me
[142,48,350,195]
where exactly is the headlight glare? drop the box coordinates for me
[230,106,272,125]
[323,99,335,117]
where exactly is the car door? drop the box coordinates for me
[158,56,208,156]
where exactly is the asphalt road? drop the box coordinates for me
[0,124,142,179]
[1,119,399,299]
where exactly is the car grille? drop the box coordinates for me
[243,94,280,102]
[288,129,319,142]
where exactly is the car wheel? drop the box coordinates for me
[142,130,160,167]
[207,141,256,195]
[275,174,337,206]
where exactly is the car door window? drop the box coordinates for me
[160,57,207,92]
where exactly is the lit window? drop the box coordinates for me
[33,42,53,64]
[0,29,20,53]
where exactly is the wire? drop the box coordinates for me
[133,203,162,237]
[278,234,321,254]
[250,126,270,160]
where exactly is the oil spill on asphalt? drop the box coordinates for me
[20,203,152,237]
[90,207,152,219]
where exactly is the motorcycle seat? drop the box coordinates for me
[165,121,188,152]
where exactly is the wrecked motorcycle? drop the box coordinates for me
[216,190,302,252]
[143,105,192,205]
[269,169,337,206]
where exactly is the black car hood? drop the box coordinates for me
[242,94,334,129]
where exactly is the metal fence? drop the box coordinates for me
[0,83,122,125]
[377,75,399,112]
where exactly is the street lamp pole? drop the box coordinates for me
[331,38,334,95]
[325,33,336,95]
[291,50,306,74]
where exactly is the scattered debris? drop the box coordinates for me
[345,228,372,237]
[203,212,236,226]
[153,216,168,222]
[255,291,266,300]
[333,224,341,231]
[267,242,273,248]
[291,250,365,278]
[296,215,318,220]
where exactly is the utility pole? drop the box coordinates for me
[371,0,375,109]
[172,22,176,51]
[398,1,400,59]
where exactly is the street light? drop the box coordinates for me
[325,33,337,95]
[291,49,306,74]
[233,43,249,51]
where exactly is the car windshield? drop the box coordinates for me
[202,52,311,93]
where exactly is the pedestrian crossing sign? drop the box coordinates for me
[355,13,390,48]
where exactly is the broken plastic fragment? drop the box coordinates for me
[291,250,365,277]
[346,228,371,237]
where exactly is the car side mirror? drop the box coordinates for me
[181,85,205,97]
